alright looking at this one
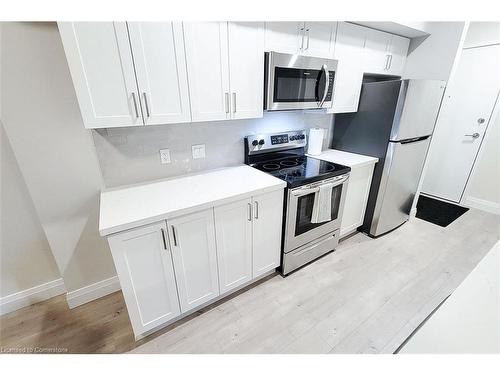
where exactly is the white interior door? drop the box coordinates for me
[422,45,500,203]
[128,22,191,125]
[58,22,143,128]
[107,222,180,337]
[214,198,253,293]
[183,22,230,122]
[227,22,264,120]
[168,209,219,313]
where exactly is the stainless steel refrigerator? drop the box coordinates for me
[333,79,446,237]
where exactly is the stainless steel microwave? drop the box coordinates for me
[264,51,337,111]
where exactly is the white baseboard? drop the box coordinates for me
[66,276,121,309]
[462,196,500,215]
[0,278,66,316]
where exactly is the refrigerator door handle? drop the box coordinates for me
[396,135,431,144]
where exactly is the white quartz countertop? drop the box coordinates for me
[400,240,500,353]
[99,165,286,236]
[307,149,378,168]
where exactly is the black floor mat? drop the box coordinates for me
[416,195,469,227]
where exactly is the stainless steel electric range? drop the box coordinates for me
[244,130,351,275]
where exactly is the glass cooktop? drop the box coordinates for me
[251,155,351,188]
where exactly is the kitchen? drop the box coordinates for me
[1,4,500,369]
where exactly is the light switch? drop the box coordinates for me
[159,149,171,164]
[192,144,206,159]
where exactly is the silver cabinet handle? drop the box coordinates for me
[247,203,252,221]
[388,54,393,70]
[318,64,329,107]
[300,27,305,50]
[305,28,310,50]
[225,92,230,114]
[131,92,139,118]
[232,92,236,113]
[142,92,150,118]
[464,133,480,139]
[477,118,485,124]
[254,201,259,219]
[161,228,168,250]
[171,225,178,246]
[385,55,390,70]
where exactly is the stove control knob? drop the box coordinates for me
[299,134,305,140]
[290,136,296,141]
[258,139,265,145]
[252,140,259,146]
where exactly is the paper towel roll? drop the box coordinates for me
[307,128,324,155]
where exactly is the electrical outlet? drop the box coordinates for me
[159,149,171,164]
[192,144,206,159]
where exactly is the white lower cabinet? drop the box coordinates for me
[214,199,253,293]
[340,163,376,238]
[252,190,283,277]
[107,222,180,338]
[107,189,284,339]
[167,208,220,313]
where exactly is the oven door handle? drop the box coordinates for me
[291,174,349,197]
[318,64,329,108]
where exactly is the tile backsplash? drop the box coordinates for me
[92,111,334,188]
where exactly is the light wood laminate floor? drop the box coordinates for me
[1,209,499,354]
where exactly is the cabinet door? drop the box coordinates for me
[58,22,143,128]
[183,22,230,122]
[329,22,366,113]
[340,164,375,237]
[107,222,180,338]
[214,199,253,294]
[363,28,391,74]
[168,209,219,313]
[302,22,336,58]
[228,22,265,120]
[387,35,410,76]
[128,22,191,125]
[252,190,284,277]
[264,22,304,54]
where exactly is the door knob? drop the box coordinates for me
[477,118,485,124]
[464,133,480,139]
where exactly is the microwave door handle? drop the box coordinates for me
[318,64,329,107]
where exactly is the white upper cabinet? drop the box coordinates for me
[127,22,191,125]
[167,209,219,313]
[330,22,366,113]
[363,28,392,74]
[227,22,265,120]
[301,22,336,58]
[252,190,283,278]
[214,198,253,294]
[107,222,180,338]
[184,22,264,122]
[264,22,336,58]
[264,22,304,54]
[387,34,410,76]
[58,22,143,128]
[183,22,230,122]
[364,27,409,75]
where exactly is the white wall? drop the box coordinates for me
[1,123,61,297]
[403,22,466,81]
[463,22,500,49]
[0,22,116,294]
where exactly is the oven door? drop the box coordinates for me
[284,174,349,253]
[265,52,336,111]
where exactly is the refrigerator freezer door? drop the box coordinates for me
[390,80,446,141]
[370,137,431,236]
